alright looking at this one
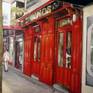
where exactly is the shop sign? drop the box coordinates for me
[20,0,62,26]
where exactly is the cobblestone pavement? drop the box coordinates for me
[2,66,61,93]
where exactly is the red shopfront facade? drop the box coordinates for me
[19,0,82,93]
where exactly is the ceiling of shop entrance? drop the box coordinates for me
[64,0,93,6]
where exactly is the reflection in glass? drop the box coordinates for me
[37,38,40,61]
[91,31,93,46]
[66,32,72,68]
[91,31,93,65]
[58,33,64,67]
[33,36,41,62]
[34,37,37,61]
[91,49,93,65]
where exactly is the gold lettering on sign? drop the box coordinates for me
[47,5,52,13]
[20,1,62,26]
[42,8,47,16]
[36,10,42,18]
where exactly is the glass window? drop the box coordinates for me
[33,36,41,62]
[91,31,93,65]
[58,33,64,67]
[58,18,71,28]
[37,38,41,61]
[86,21,93,86]
[66,32,72,68]
[34,37,37,61]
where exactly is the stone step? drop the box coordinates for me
[53,84,69,93]
[31,75,39,81]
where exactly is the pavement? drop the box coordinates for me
[2,65,62,93]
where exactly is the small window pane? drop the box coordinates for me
[66,32,72,68]
[58,33,64,67]
[91,31,93,46]
[91,49,93,65]
[91,31,93,65]
[34,37,37,61]
[33,36,41,62]
[38,38,41,61]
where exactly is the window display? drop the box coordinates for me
[86,15,93,86]
[58,33,64,67]
[34,36,41,62]
[66,32,72,68]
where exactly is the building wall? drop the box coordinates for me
[25,0,50,14]
[82,5,93,93]
[3,2,11,26]
[11,1,25,25]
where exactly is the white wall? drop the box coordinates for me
[3,2,11,26]
[82,5,93,93]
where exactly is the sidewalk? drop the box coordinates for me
[2,65,62,93]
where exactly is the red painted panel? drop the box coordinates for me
[30,27,41,78]
[31,62,40,77]
[23,27,33,76]
[24,39,32,76]
[54,17,82,93]
[40,33,54,85]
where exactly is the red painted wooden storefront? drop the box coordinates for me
[19,1,82,93]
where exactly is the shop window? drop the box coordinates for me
[34,36,41,62]
[90,27,93,64]
[86,21,93,86]
[91,31,93,65]
[66,32,72,68]
[37,38,41,61]
[34,37,37,61]
[58,33,64,67]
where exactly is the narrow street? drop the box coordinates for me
[2,66,61,93]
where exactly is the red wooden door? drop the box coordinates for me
[31,25,41,78]
[54,17,82,93]
[24,37,32,76]
[23,27,33,76]
[40,17,55,85]
[40,34,54,85]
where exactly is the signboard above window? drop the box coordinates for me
[26,0,39,9]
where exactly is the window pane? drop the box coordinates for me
[33,36,41,62]
[37,38,41,61]
[58,33,64,67]
[66,32,72,68]
[34,37,37,61]
[91,31,93,65]
[91,49,93,65]
[91,31,93,46]
[58,18,71,28]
